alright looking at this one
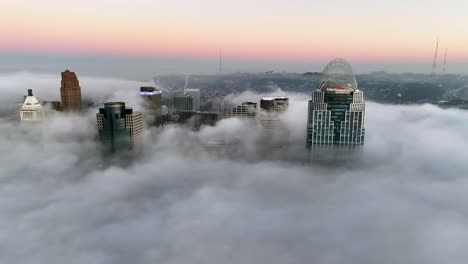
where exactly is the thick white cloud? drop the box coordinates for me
[1,73,468,264]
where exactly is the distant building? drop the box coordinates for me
[211,97,225,113]
[306,58,365,149]
[20,89,45,122]
[174,94,193,112]
[96,102,143,154]
[184,88,201,111]
[226,102,257,118]
[260,97,289,112]
[60,69,82,112]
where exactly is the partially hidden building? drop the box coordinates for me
[97,102,143,154]
[60,69,82,112]
[20,89,45,122]
[306,58,365,150]
[184,88,201,111]
[258,97,290,150]
[226,102,257,118]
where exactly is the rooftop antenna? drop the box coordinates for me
[431,36,439,76]
[443,48,448,74]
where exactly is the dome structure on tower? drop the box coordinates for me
[318,58,358,92]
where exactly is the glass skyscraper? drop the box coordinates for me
[306,58,365,149]
[97,102,143,154]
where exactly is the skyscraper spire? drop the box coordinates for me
[431,36,439,76]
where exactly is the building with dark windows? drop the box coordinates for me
[306,58,365,150]
[60,69,82,112]
[226,102,257,118]
[96,102,143,154]
[173,94,194,121]
[260,97,289,112]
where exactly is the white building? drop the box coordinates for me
[184,88,201,111]
[20,89,45,122]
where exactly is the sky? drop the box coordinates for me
[2,72,468,263]
[1,0,468,76]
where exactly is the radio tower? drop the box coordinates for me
[431,36,439,76]
[443,48,447,74]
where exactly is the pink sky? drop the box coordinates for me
[1,0,468,63]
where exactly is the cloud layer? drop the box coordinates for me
[1,72,468,264]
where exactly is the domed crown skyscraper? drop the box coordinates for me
[306,58,365,148]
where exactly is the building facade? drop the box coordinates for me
[226,102,257,118]
[174,94,193,112]
[184,88,201,111]
[260,97,289,112]
[97,102,143,154]
[20,89,45,122]
[60,69,82,111]
[306,58,365,148]
[258,97,289,151]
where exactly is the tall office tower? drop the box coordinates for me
[60,69,82,111]
[96,102,143,154]
[184,88,201,111]
[226,102,257,118]
[258,97,289,150]
[140,87,162,110]
[140,87,162,125]
[20,89,45,122]
[306,58,365,149]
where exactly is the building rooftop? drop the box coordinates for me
[21,90,43,111]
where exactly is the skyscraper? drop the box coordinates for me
[140,87,162,125]
[140,87,162,110]
[20,89,45,122]
[184,88,201,111]
[306,58,365,149]
[60,69,82,112]
[96,102,143,154]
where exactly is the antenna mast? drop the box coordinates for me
[431,36,439,76]
[443,48,447,74]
